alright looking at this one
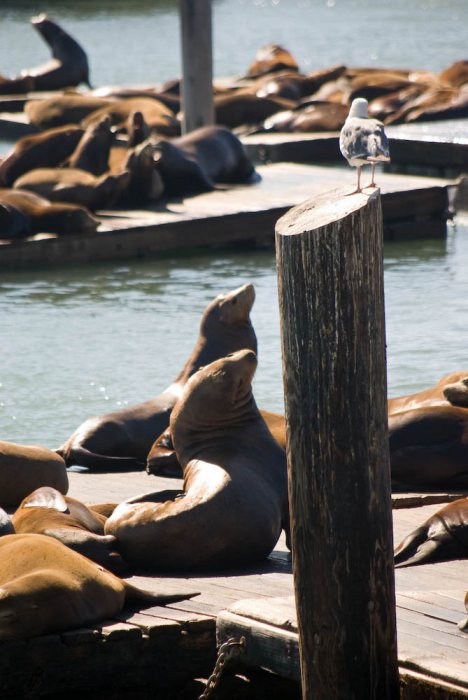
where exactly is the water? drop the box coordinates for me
[1,217,468,447]
[1,1,468,447]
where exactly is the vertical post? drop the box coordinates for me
[179,0,215,134]
[276,187,399,700]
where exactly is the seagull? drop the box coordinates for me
[339,97,390,193]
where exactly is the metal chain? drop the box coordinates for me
[197,636,246,700]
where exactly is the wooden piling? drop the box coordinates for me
[179,0,215,134]
[276,187,399,699]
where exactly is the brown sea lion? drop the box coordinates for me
[82,97,180,137]
[105,349,289,571]
[0,124,84,187]
[246,44,299,78]
[146,408,286,477]
[389,405,468,490]
[0,189,99,235]
[388,371,468,415]
[348,72,414,103]
[152,125,256,195]
[56,283,257,471]
[0,533,197,640]
[439,60,468,88]
[0,14,90,95]
[25,94,115,130]
[394,497,468,567]
[14,168,131,211]
[255,64,347,101]
[0,441,68,508]
[262,100,349,133]
[67,116,114,175]
[214,92,295,129]
[12,487,122,571]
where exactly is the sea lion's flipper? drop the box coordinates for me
[0,509,14,536]
[66,446,145,472]
[394,526,441,567]
[43,527,125,571]
[22,486,68,512]
[123,582,200,608]
[89,503,119,519]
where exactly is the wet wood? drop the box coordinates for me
[276,188,398,699]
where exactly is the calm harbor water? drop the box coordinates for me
[2,216,468,448]
[1,1,468,448]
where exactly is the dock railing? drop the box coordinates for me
[276,187,400,699]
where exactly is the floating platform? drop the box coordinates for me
[2,469,468,698]
[0,163,454,271]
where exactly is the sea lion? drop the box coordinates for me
[0,533,197,641]
[394,497,468,567]
[389,405,468,490]
[0,124,84,187]
[109,141,164,205]
[13,168,131,211]
[56,283,257,471]
[105,349,290,571]
[82,97,180,137]
[0,441,68,508]
[0,189,99,235]
[254,64,346,102]
[0,14,90,95]
[246,44,299,78]
[439,60,468,88]
[67,116,115,175]
[388,371,468,415]
[146,408,287,477]
[25,94,115,131]
[12,487,123,571]
[0,201,31,239]
[214,92,295,129]
[262,101,349,133]
[127,110,150,147]
[152,125,256,195]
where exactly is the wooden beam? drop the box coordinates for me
[276,187,399,699]
[179,0,214,134]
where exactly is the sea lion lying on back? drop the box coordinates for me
[105,349,290,570]
[12,487,122,571]
[66,116,115,175]
[0,533,197,640]
[56,284,257,471]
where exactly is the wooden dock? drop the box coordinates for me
[2,469,468,698]
[0,163,454,271]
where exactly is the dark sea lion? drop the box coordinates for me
[146,407,286,477]
[0,202,31,239]
[153,125,256,195]
[82,97,180,137]
[388,371,468,415]
[0,188,99,235]
[0,441,68,509]
[0,14,90,95]
[389,405,468,490]
[56,283,257,471]
[12,487,123,571]
[394,497,468,567]
[0,533,197,640]
[262,100,349,133]
[255,64,346,101]
[246,44,299,78]
[14,168,131,211]
[214,92,295,129]
[0,124,84,187]
[67,116,114,175]
[25,94,115,130]
[109,141,164,205]
[348,72,414,103]
[385,86,457,125]
[105,349,289,571]
[127,110,150,147]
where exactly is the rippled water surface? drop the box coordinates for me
[1,1,468,447]
[2,217,468,447]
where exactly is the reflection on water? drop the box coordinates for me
[2,223,468,447]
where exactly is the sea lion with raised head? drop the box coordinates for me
[57,284,257,471]
[246,44,299,78]
[0,441,68,508]
[105,349,290,571]
[109,141,164,205]
[0,189,99,235]
[0,533,197,641]
[0,14,91,95]
[388,371,468,416]
[394,496,468,567]
[389,405,468,490]
[12,487,122,571]
[67,116,114,175]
